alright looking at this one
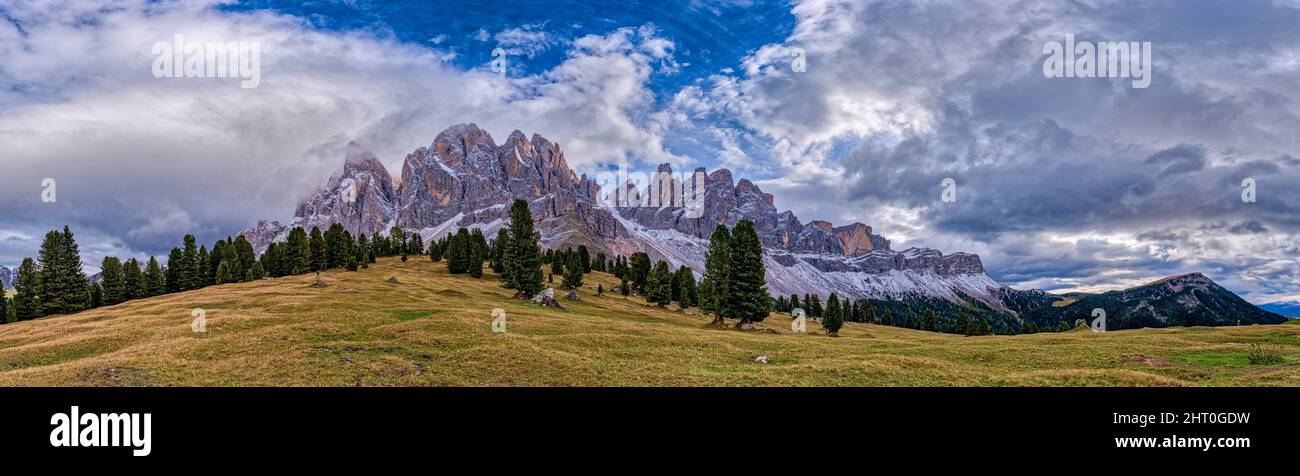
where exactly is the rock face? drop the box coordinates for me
[0,265,13,289]
[243,123,1006,307]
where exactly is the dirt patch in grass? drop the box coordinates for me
[1120,355,1172,367]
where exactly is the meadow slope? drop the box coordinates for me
[1,258,1297,386]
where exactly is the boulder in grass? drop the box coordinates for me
[387,276,399,284]
[565,290,581,302]
[530,288,565,309]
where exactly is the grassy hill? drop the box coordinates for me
[1,257,1298,386]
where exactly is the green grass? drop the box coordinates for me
[0,257,1298,387]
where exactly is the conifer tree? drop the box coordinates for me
[646,260,672,307]
[629,252,651,295]
[550,254,564,279]
[250,261,267,279]
[882,309,894,327]
[216,260,234,284]
[123,258,145,300]
[13,258,43,320]
[469,235,485,279]
[285,227,310,275]
[699,225,731,321]
[180,235,200,291]
[620,276,630,296]
[36,230,69,313]
[165,248,183,292]
[100,257,126,305]
[726,221,769,325]
[490,229,509,273]
[87,282,103,309]
[145,257,164,297]
[923,309,937,332]
[0,282,8,322]
[562,251,583,290]
[309,227,326,272]
[502,199,543,297]
[823,293,844,336]
[577,245,591,273]
[789,294,800,313]
[675,266,697,309]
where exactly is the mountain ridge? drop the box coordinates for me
[239,123,1282,329]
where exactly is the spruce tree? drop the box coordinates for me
[646,260,672,307]
[562,251,583,290]
[234,235,256,275]
[491,229,509,273]
[469,235,484,279]
[145,257,164,297]
[726,221,769,325]
[823,293,844,336]
[14,258,43,320]
[100,257,126,305]
[789,294,800,313]
[36,230,70,314]
[550,254,564,280]
[629,252,651,295]
[216,260,234,284]
[180,235,200,291]
[502,199,543,297]
[674,266,695,308]
[923,309,937,332]
[700,225,731,321]
[577,245,591,273]
[882,308,894,326]
[0,282,7,322]
[620,276,630,296]
[123,258,146,300]
[309,227,326,272]
[286,227,311,275]
[165,248,183,292]
[250,261,267,279]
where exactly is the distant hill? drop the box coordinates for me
[1028,273,1286,330]
[1260,301,1300,319]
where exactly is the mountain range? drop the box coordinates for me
[242,124,1286,330]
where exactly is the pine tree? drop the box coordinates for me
[699,225,731,322]
[234,235,256,275]
[550,254,564,280]
[286,227,311,275]
[490,229,509,273]
[216,260,234,284]
[675,266,697,309]
[576,245,591,273]
[629,252,651,295]
[165,248,183,292]
[469,236,484,279]
[100,257,126,305]
[620,276,630,296]
[123,258,146,300]
[36,230,70,314]
[502,199,544,297]
[724,220,770,326]
[180,235,200,291]
[789,294,800,313]
[13,258,42,320]
[250,261,267,279]
[923,309,937,332]
[646,260,672,307]
[86,282,103,309]
[881,309,894,326]
[309,227,326,272]
[345,253,358,272]
[562,251,584,290]
[145,257,164,297]
[823,293,844,336]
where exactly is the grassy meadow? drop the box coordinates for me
[1,257,1297,386]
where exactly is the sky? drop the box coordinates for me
[0,0,1297,307]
